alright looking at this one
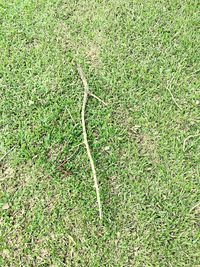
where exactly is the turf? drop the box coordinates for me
[0,0,200,266]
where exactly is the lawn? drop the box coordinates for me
[0,0,199,266]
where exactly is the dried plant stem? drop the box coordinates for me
[0,146,15,162]
[183,134,200,151]
[190,202,200,213]
[77,65,103,220]
[167,86,182,110]
[166,78,182,110]
[89,92,107,105]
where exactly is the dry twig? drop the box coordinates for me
[77,65,103,219]
[89,92,107,105]
[66,107,75,124]
[167,79,182,109]
[190,202,200,213]
[0,146,15,162]
[167,87,182,110]
[183,134,200,151]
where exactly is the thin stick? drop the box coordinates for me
[190,202,200,213]
[166,78,182,110]
[89,92,107,105]
[66,107,75,124]
[0,146,15,162]
[77,65,103,220]
[166,86,182,109]
[183,134,200,151]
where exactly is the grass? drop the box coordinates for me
[0,0,199,266]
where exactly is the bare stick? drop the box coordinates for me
[183,134,200,151]
[167,79,182,110]
[190,202,200,213]
[89,92,107,105]
[166,87,182,109]
[66,107,75,124]
[0,146,15,162]
[77,65,103,220]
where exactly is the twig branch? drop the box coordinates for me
[89,92,107,105]
[183,134,200,151]
[167,79,182,110]
[190,202,200,213]
[167,87,182,109]
[77,65,103,220]
[66,107,75,124]
[0,146,15,162]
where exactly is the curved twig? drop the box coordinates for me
[0,146,15,162]
[77,65,103,220]
[183,134,200,151]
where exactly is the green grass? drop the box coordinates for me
[0,0,200,266]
